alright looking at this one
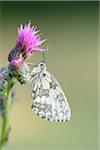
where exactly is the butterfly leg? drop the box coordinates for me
[26,62,34,66]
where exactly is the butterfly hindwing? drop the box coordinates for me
[31,66,71,122]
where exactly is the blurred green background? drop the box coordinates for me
[0,1,98,150]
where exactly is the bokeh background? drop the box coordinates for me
[0,1,98,150]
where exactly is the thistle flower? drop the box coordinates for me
[8,21,46,68]
[8,62,30,84]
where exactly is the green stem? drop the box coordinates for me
[0,79,14,150]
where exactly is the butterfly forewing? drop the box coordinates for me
[31,63,71,122]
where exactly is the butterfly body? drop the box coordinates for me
[31,62,71,122]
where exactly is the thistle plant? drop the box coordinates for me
[0,21,46,149]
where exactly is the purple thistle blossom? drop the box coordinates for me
[8,21,46,68]
[9,54,23,68]
[17,22,46,53]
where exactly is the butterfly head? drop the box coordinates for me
[33,61,46,73]
[38,61,46,71]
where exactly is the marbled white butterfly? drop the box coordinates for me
[30,61,71,122]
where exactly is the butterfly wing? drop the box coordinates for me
[31,70,71,122]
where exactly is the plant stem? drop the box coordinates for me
[0,79,13,150]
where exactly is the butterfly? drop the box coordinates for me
[30,61,71,122]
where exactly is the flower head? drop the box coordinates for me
[17,22,46,53]
[8,62,31,84]
[8,21,46,68]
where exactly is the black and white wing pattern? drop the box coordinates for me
[31,62,71,122]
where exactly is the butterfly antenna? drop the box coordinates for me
[42,51,46,63]
[42,46,49,63]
